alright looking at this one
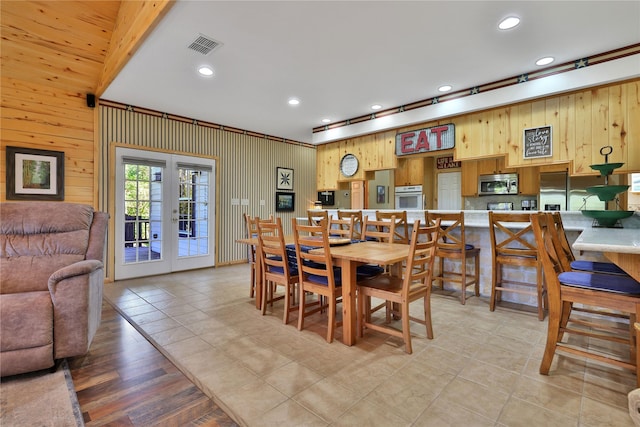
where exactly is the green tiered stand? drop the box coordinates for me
[581,146,633,228]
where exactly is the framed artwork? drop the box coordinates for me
[523,125,552,159]
[275,191,295,212]
[6,146,64,200]
[377,185,386,203]
[276,167,294,190]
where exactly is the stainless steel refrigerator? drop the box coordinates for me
[539,172,620,211]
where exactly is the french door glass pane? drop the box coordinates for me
[123,164,163,263]
[177,167,210,257]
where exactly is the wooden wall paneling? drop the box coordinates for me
[591,86,611,168]
[627,81,640,172]
[492,108,508,157]
[609,83,628,172]
[574,90,593,174]
[558,93,575,164]
[98,0,174,94]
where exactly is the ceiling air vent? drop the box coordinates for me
[187,34,223,55]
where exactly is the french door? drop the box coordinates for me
[114,147,216,280]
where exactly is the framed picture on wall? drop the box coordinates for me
[276,167,294,190]
[276,191,295,212]
[6,146,65,200]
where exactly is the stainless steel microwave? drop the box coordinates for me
[478,173,518,196]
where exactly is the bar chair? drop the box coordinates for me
[531,212,640,387]
[488,211,547,320]
[292,218,343,343]
[375,210,409,244]
[549,212,627,275]
[425,211,480,305]
[357,219,440,354]
[255,217,299,324]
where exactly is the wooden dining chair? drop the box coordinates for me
[255,217,299,324]
[357,219,440,354]
[530,212,640,387]
[291,218,343,343]
[243,213,274,298]
[328,215,355,240]
[425,211,480,305]
[307,209,329,227]
[488,211,546,320]
[337,210,363,239]
[361,215,397,243]
[549,212,627,275]
[375,210,409,244]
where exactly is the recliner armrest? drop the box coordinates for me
[47,259,103,294]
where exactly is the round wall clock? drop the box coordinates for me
[340,154,359,177]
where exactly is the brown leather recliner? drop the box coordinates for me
[0,202,108,377]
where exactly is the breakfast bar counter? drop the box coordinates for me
[573,227,640,281]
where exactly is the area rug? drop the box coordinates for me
[0,359,83,426]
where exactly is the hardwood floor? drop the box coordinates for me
[67,301,238,427]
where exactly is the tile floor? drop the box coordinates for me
[104,264,637,426]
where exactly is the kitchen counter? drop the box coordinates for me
[573,227,640,255]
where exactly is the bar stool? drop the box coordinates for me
[337,210,363,239]
[307,209,328,227]
[425,211,480,305]
[375,210,409,244]
[488,211,546,320]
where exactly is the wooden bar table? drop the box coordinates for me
[573,227,640,281]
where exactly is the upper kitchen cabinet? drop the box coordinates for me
[395,157,424,186]
[517,166,540,195]
[461,161,478,197]
[476,157,516,175]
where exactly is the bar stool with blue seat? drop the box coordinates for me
[531,212,640,387]
[425,211,480,305]
[549,211,628,275]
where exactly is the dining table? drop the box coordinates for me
[311,240,411,346]
[572,227,640,281]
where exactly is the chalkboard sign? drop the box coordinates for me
[523,125,552,159]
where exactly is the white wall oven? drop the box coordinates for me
[395,185,424,210]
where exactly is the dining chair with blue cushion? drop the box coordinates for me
[255,217,299,324]
[531,212,640,387]
[291,218,343,343]
[357,219,440,354]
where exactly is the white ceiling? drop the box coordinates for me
[102,1,640,145]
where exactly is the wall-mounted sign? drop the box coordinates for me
[396,124,455,156]
[523,125,552,159]
[436,155,461,169]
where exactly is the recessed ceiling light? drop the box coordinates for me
[498,16,520,30]
[371,104,382,110]
[197,66,214,76]
[321,118,331,123]
[438,85,452,92]
[536,56,555,66]
[288,98,300,105]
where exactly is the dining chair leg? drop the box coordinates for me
[490,265,499,312]
[297,285,306,332]
[327,295,336,343]
[401,302,412,354]
[424,292,433,340]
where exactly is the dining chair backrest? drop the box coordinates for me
[255,217,296,280]
[328,215,355,240]
[375,210,409,244]
[403,219,441,289]
[337,210,363,239]
[361,215,397,243]
[307,209,329,228]
[243,213,274,298]
[292,218,337,289]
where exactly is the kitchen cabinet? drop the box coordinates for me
[395,157,424,186]
[476,157,515,175]
[518,166,540,195]
[461,161,478,196]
